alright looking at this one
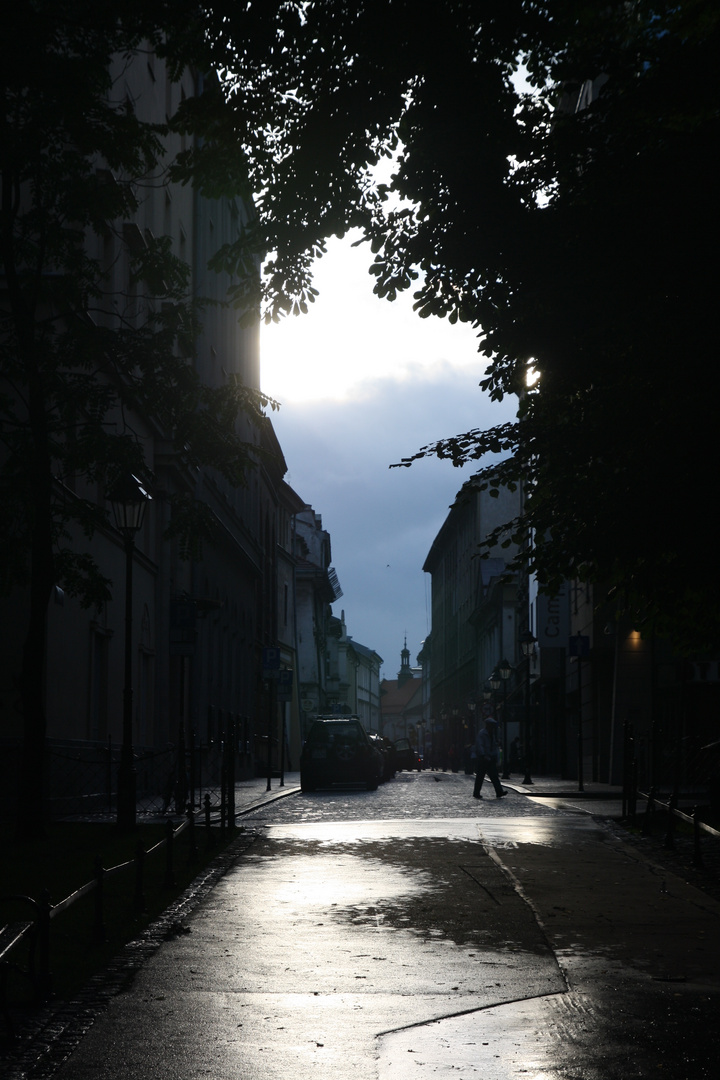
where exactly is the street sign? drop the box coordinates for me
[277,668,294,701]
[262,647,281,677]
[568,634,590,658]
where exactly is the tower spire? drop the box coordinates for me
[397,635,412,686]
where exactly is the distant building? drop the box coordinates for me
[380,640,424,744]
[345,636,384,733]
[294,507,343,738]
[423,477,522,761]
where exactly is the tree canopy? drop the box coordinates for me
[1,1,274,607]
[3,0,718,659]
[188,0,718,651]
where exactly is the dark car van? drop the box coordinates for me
[393,737,421,772]
[300,716,382,792]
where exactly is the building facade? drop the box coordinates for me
[0,42,380,817]
[423,478,523,766]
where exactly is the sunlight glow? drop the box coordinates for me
[260,233,483,404]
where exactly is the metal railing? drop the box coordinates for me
[0,798,233,1037]
[1,720,256,825]
[637,787,720,865]
[622,725,720,868]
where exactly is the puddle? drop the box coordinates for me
[245,834,560,961]
[266,816,604,849]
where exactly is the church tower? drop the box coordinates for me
[397,636,413,687]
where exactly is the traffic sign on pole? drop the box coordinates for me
[262,647,281,678]
[277,668,294,701]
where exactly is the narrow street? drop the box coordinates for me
[33,773,720,1078]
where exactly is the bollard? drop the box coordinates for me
[622,731,635,819]
[186,804,198,864]
[228,715,236,828]
[107,734,113,814]
[164,818,176,887]
[693,807,704,867]
[628,758,638,822]
[220,727,227,841]
[665,792,677,848]
[189,728,197,812]
[642,787,656,836]
[204,792,214,849]
[93,856,106,944]
[134,841,146,912]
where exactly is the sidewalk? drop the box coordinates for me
[229,770,301,815]
[503,773,626,818]
[503,774,623,797]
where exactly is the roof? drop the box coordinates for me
[380,677,423,717]
[348,639,383,665]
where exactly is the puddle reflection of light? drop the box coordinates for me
[266,817,601,848]
[270,857,431,909]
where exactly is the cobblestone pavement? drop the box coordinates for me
[242,769,558,824]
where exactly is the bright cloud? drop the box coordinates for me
[260,232,484,405]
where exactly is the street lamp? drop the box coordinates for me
[451,708,459,771]
[519,629,537,786]
[467,696,476,740]
[110,473,151,830]
[498,658,512,778]
[488,667,501,718]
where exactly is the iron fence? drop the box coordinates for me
[0,722,254,824]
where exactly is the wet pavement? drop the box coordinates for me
[4,770,720,1079]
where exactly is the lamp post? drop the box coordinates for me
[498,657,512,778]
[110,473,151,830]
[451,708,459,771]
[488,666,502,770]
[519,629,537,786]
[482,682,493,711]
[467,696,476,740]
[488,668,501,714]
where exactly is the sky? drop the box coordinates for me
[260,232,516,682]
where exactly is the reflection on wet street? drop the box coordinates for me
[46,772,720,1080]
[266,812,606,848]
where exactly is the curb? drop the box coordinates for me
[505,786,624,800]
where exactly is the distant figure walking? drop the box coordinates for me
[473,717,508,800]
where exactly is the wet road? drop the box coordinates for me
[47,772,720,1079]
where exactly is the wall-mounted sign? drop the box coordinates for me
[262,647,281,677]
[278,669,294,701]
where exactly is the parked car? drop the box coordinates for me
[368,732,396,781]
[393,737,422,772]
[300,716,383,792]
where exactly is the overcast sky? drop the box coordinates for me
[260,232,516,681]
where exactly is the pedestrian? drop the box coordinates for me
[473,717,508,800]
